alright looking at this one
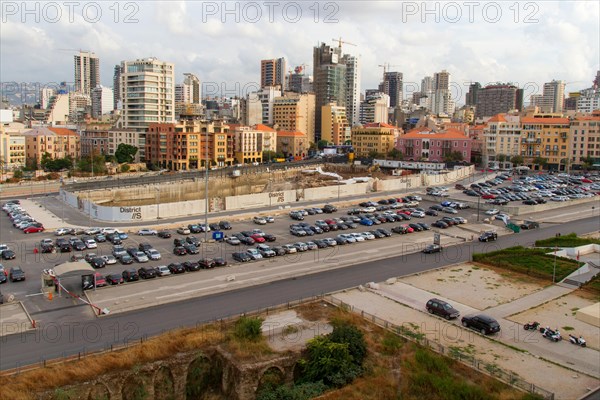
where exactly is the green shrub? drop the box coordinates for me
[256,381,327,400]
[233,316,263,341]
[298,335,361,387]
[329,322,367,365]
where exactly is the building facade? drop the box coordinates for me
[91,85,114,118]
[569,113,600,167]
[22,126,80,167]
[379,71,403,108]
[74,51,100,96]
[351,123,398,157]
[520,116,570,169]
[343,54,361,127]
[272,93,316,143]
[80,123,112,157]
[276,131,308,160]
[261,58,287,89]
[313,42,346,137]
[398,128,472,162]
[0,129,26,171]
[321,103,350,145]
[120,58,175,132]
[359,92,389,125]
[482,114,522,166]
[476,84,523,118]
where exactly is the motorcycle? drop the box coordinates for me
[523,321,540,330]
[540,327,561,342]
[569,334,586,347]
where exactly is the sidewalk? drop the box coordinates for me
[484,285,573,319]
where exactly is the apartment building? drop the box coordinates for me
[521,116,570,169]
[569,112,600,167]
[476,84,524,119]
[233,126,263,164]
[321,103,350,145]
[351,123,399,157]
[80,122,113,157]
[272,92,316,143]
[397,127,472,162]
[276,131,308,160]
[145,120,233,170]
[22,126,80,167]
[0,128,26,170]
[482,114,522,166]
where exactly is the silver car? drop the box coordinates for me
[101,255,117,265]
[133,251,149,263]
[155,265,171,276]
[145,249,162,260]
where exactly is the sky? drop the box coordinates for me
[1,1,599,105]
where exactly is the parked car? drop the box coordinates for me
[177,226,191,235]
[426,298,460,320]
[23,225,45,234]
[461,314,501,335]
[157,230,172,238]
[219,221,232,230]
[173,246,187,256]
[122,268,139,282]
[214,257,228,267]
[155,265,171,276]
[137,229,157,236]
[9,266,25,282]
[253,216,267,225]
[422,244,442,254]
[145,249,162,260]
[232,252,252,262]
[323,204,337,213]
[90,257,107,269]
[520,220,540,230]
[168,263,186,274]
[119,254,134,265]
[106,273,124,285]
[198,258,216,269]
[1,249,16,260]
[183,261,201,272]
[479,231,498,242]
[102,255,117,265]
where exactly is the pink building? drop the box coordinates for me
[397,128,472,162]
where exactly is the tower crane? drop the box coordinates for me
[332,37,356,51]
[378,63,401,84]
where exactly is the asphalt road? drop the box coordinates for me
[1,215,597,371]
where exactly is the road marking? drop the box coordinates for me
[25,292,44,297]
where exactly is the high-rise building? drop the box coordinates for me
[540,80,565,113]
[69,92,92,122]
[465,82,481,106]
[313,43,346,137]
[475,84,522,118]
[421,76,434,93]
[40,87,56,109]
[272,92,316,143]
[113,64,122,110]
[321,103,350,145]
[91,85,114,118]
[289,65,313,93]
[120,57,175,132]
[359,92,389,125]
[434,70,450,91]
[575,71,600,113]
[181,73,201,104]
[343,54,361,127]
[379,72,403,108]
[74,51,100,96]
[261,58,286,88]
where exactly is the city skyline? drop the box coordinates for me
[1,1,598,104]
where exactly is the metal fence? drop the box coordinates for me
[324,295,555,400]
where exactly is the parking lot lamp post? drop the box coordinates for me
[477,195,481,222]
[155,187,160,220]
[204,129,209,246]
[553,245,558,283]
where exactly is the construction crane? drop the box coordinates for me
[378,63,401,83]
[332,37,356,51]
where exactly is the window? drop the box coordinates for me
[463,142,467,147]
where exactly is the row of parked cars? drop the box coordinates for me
[289,204,337,220]
[426,298,501,335]
[3,200,45,234]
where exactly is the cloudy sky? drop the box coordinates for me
[1,1,598,104]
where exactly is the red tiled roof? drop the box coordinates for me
[403,128,469,140]
[253,124,276,132]
[48,127,78,136]
[277,130,306,137]
[363,122,397,129]
[487,114,507,123]
[521,117,569,124]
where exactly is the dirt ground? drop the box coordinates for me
[262,306,333,352]
[401,263,546,310]
[332,290,599,400]
[510,291,600,350]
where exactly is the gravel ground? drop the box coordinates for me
[400,263,546,310]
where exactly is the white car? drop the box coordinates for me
[339,234,356,243]
[101,255,117,265]
[55,228,73,236]
[485,209,500,215]
[411,211,426,218]
[282,244,297,254]
[265,216,275,223]
[156,265,171,276]
[177,227,191,235]
[84,239,97,249]
[359,232,375,240]
[101,228,117,235]
[253,216,267,225]
[85,227,101,235]
[350,233,365,242]
[551,196,569,202]
[133,251,149,263]
[145,249,162,260]
[246,248,263,260]
[252,229,265,236]
[362,206,376,213]
[137,229,157,236]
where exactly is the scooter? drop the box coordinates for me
[569,334,586,347]
[523,321,540,330]
[540,327,561,342]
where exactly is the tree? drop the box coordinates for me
[532,157,548,170]
[317,140,329,150]
[298,335,360,387]
[328,323,367,366]
[496,154,507,163]
[510,155,524,166]
[13,169,23,179]
[114,143,138,163]
[582,156,594,171]
[387,148,403,160]
[442,151,464,163]
[368,150,383,159]
[77,154,107,174]
[40,152,52,170]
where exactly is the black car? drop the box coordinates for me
[426,298,460,320]
[422,244,442,254]
[182,261,201,271]
[271,246,287,256]
[334,237,348,245]
[9,266,25,282]
[186,236,200,246]
[122,269,139,282]
[391,226,408,234]
[369,230,385,239]
[237,236,255,245]
[173,238,185,247]
[188,224,202,233]
[183,243,199,254]
[209,223,220,231]
[90,257,107,269]
[59,243,73,252]
[138,242,153,252]
[106,273,123,285]
[432,221,449,229]
[461,314,501,335]
[214,257,228,267]
[168,263,186,274]
[137,266,157,279]
[157,230,172,238]
[409,223,424,232]
[520,220,540,230]
[198,258,216,269]
[2,250,16,260]
[110,236,122,245]
[232,252,252,262]
[94,234,107,243]
[479,231,497,242]
[40,243,55,253]
[425,209,438,216]
[173,246,187,256]
[376,228,393,237]
[72,241,86,251]
[323,204,337,213]
[418,223,431,230]
[262,233,276,242]
[347,208,362,215]
[522,199,537,205]
[119,254,134,265]
[0,273,6,284]
[219,221,232,230]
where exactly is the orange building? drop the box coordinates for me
[276,131,308,160]
[23,126,80,167]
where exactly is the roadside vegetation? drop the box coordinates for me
[581,274,600,298]
[535,233,600,248]
[473,246,583,281]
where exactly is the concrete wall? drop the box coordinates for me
[374,175,420,192]
[225,190,296,211]
[421,166,474,187]
[300,183,370,201]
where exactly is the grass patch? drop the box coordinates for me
[535,233,600,248]
[472,246,583,281]
[581,274,600,299]
[562,326,574,331]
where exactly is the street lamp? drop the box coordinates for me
[477,194,481,222]
[155,187,160,220]
[204,127,209,247]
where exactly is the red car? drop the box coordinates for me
[581,178,593,183]
[325,219,337,226]
[250,234,266,243]
[94,273,107,287]
[402,224,414,233]
[398,210,412,215]
[481,194,496,199]
[23,226,45,234]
